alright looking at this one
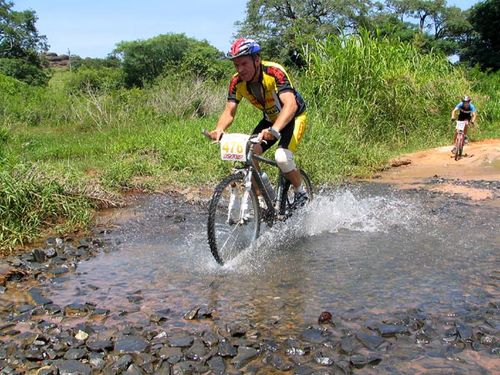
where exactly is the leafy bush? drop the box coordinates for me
[0,58,49,85]
[61,67,125,93]
[114,33,226,87]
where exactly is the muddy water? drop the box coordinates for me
[47,184,499,372]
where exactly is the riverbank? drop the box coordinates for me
[367,138,500,202]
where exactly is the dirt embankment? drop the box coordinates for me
[368,139,500,202]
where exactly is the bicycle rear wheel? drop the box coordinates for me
[207,173,261,265]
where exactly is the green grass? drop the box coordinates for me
[0,34,499,251]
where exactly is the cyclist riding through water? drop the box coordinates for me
[208,38,309,206]
[451,95,477,153]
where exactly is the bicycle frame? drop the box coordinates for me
[235,138,290,222]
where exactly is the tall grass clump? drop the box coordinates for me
[298,31,471,178]
[0,165,93,251]
[468,68,500,138]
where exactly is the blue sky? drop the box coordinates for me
[14,0,479,58]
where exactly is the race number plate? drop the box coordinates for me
[456,121,467,131]
[220,133,249,161]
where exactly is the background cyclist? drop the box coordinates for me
[208,38,309,206]
[451,95,477,153]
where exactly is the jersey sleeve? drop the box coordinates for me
[454,103,463,110]
[266,65,294,94]
[470,103,477,112]
[227,75,242,103]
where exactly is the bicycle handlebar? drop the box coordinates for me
[201,129,266,145]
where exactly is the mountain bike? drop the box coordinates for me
[203,130,314,265]
[453,120,468,161]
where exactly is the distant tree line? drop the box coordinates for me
[0,0,498,86]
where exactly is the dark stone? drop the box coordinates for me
[263,353,293,371]
[115,335,149,353]
[183,306,200,320]
[350,354,382,368]
[314,350,335,366]
[300,327,329,344]
[158,346,182,364]
[88,352,105,370]
[171,360,208,374]
[28,287,53,306]
[111,354,133,372]
[202,331,220,347]
[185,339,207,360]
[231,346,259,368]
[207,356,226,375]
[374,324,410,337]
[168,335,193,348]
[218,339,237,357]
[64,303,90,317]
[339,336,356,354]
[55,359,92,375]
[226,323,247,337]
[52,267,69,275]
[355,332,384,350]
[456,323,473,342]
[32,248,47,263]
[86,338,113,352]
[64,348,87,360]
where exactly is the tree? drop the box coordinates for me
[0,0,48,84]
[0,0,47,62]
[113,33,226,87]
[235,0,377,64]
[461,0,500,71]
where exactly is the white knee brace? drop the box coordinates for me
[275,148,296,173]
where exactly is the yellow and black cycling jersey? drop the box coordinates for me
[227,60,306,123]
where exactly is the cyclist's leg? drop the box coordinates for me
[276,112,307,190]
[251,118,278,156]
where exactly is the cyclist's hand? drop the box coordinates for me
[260,129,276,141]
[451,118,455,122]
[208,129,223,142]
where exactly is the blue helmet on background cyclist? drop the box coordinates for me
[451,95,477,123]
[209,38,309,206]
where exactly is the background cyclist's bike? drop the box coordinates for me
[203,131,313,265]
[453,120,468,161]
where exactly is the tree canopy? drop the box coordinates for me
[461,0,500,71]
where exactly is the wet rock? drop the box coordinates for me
[226,323,247,337]
[168,335,193,348]
[339,336,357,354]
[480,335,496,346]
[350,354,382,368]
[171,360,208,374]
[263,352,293,371]
[111,354,133,372]
[88,352,105,370]
[86,338,113,352]
[17,331,39,347]
[75,330,89,341]
[54,359,92,375]
[318,311,333,325]
[28,287,53,306]
[455,323,473,342]
[32,248,47,263]
[115,335,149,353]
[183,306,200,320]
[64,348,87,360]
[218,339,237,357]
[355,332,384,350]
[202,330,220,347]
[159,346,183,363]
[314,350,336,366]
[372,323,410,337]
[185,338,207,360]
[284,338,310,357]
[125,364,144,375]
[24,349,44,360]
[37,365,58,375]
[64,303,91,317]
[207,355,226,374]
[231,346,259,369]
[300,327,329,344]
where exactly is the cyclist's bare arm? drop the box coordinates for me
[261,91,298,141]
[209,101,238,141]
[451,108,458,120]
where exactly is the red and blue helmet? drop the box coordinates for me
[227,38,261,59]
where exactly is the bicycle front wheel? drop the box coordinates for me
[207,173,261,265]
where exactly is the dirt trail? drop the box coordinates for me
[368,139,500,201]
